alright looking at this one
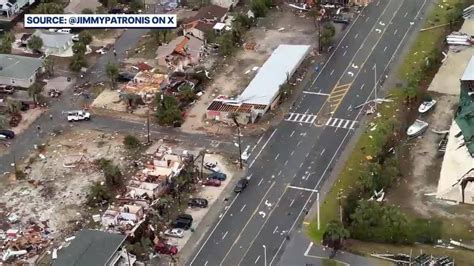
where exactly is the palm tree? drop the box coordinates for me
[105,61,119,89]
[28,83,43,104]
[322,220,350,254]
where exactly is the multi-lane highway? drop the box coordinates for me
[187,0,429,265]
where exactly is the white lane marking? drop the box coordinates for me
[304,242,313,256]
[253,134,265,152]
[305,152,310,158]
[288,185,319,192]
[240,204,246,212]
[189,193,240,265]
[297,141,301,146]
[289,199,295,207]
[383,46,387,52]
[320,148,325,156]
[360,83,365,90]
[354,33,359,39]
[310,4,367,87]
[290,130,295,137]
[222,231,228,240]
[376,0,380,6]
[302,91,330,96]
[274,153,279,161]
[204,261,208,266]
[277,170,282,176]
[254,256,260,264]
[365,16,370,22]
[284,160,288,166]
[342,50,347,56]
[273,226,279,234]
[394,29,398,35]
[220,182,276,265]
[290,150,295,156]
[330,69,335,75]
[404,11,408,17]
[258,178,263,186]
[299,162,304,168]
[249,129,277,168]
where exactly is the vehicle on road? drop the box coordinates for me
[209,172,227,181]
[48,89,62,98]
[0,129,15,139]
[234,178,249,193]
[202,179,221,187]
[0,85,15,94]
[204,162,221,172]
[418,97,437,114]
[188,198,208,208]
[407,119,429,138]
[164,228,185,238]
[173,214,193,230]
[333,15,350,24]
[67,110,91,122]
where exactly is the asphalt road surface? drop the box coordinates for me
[187,0,429,265]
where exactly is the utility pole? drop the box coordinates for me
[317,191,320,230]
[232,115,243,169]
[374,64,378,110]
[146,109,150,143]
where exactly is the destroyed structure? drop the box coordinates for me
[436,56,474,204]
[206,44,310,124]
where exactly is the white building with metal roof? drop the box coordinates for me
[237,44,310,113]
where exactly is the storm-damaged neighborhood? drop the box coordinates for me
[1,0,474,265]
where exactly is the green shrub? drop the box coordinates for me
[123,135,141,150]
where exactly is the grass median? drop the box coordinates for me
[308,0,463,242]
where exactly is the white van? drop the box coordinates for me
[67,110,91,122]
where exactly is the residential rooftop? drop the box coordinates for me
[461,56,474,81]
[0,54,43,80]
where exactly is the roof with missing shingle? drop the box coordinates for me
[0,54,43,80]
[53,230,126,266]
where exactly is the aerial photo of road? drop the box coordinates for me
[188,0,430,265]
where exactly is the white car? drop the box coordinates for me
[67,110,91,122]
[164,228,185,238]
[57,28,71,34]
[204,162,221,173]
[95,46,108,54]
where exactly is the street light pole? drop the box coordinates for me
[374,63,377,110]
[146,109,150,143]
[317,191,320,231]
[262,245,267,266]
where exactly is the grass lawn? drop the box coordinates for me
[308,0,463,242]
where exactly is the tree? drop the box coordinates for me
[28,83,43,104]
[0,32,15,54]
[27,35,43,52]
[130,0,144,12]
[322,220,350,252]
[279,74,292,101]
[105,62,119,89]
[217,32,236,56]
[78,31,93,45]
[69,53,87,72]
[81,8,94,14]
[96,158,123,187]
[251,0,267,17]
[72,41,87,55]
[232,13,252,41]
[320,22,336,51]
[43,57,54,77]
[155,93,183,126]
[179,84,196,103]
[7,99,21,114]
[124,135,141,150]
[33,3,64,14]
[86,181,112,206]
[0,115,7,128]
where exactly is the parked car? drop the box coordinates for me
[117,72,135,83]
[0,85,15,94]
[0,129,15,139]
[202,179,221,187]
[209,172,227,181]
[164,228,185,238]
[49,89,62,98]
[234,178,249,193]
[56,28,71,34]
[188,198,208,208]
[67,110,91,122]
[333,15,350,24]
[204,162,221,172]
[173,214,193,230]
[407,119,429,138]
[418,97,437,114]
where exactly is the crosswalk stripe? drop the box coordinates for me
[330,118,338,127]
[325,117,358,130]
[337,119,344,128]
[343,120,351,128]
[286,113,317,124]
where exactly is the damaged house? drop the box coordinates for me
[436,56,474,204]
[182,5,228,40]
[121,71,168,104]
[156,34,204,71]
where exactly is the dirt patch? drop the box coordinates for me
[0,129,128,239]
[180,9,317,134]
